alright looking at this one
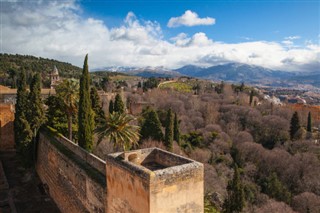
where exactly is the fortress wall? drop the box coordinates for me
[36,129,106,213]
[150,163,204,213]
[106,156,150,213]
[53,134,106,174]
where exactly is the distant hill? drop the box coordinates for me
[289,72,320,87]
[93,66,181,78]
[175,63,297,83]
[174,63,320,87]
[0,53,82,87]
[174,65,204,76]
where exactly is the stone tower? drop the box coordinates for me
[106,148,204,213]
[50,65,60,89]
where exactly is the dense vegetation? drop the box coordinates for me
[93,77,320,213]
[14,71,45,167]
[0,53,82,87]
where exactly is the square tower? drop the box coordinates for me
[105,148,204,213]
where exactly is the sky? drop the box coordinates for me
[0,0,319,71]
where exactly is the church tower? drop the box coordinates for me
[50,65,60,89]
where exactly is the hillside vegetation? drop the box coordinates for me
[0,53,82,87]
[92,77,320,213]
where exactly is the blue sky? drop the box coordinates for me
[80,0,319,43]
[1,0,319,71]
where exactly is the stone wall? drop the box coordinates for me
[106,148,204,213]
[36,128,106,213]
[36,129,204,213]
[150,163,204,213]
[0,104,15,151]
[106,160,150,213]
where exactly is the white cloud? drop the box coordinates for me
[167,10,215,28]
[284,36,301,40]
[282,40,293,46]
[110,12,162,45]
[1,1,319,72]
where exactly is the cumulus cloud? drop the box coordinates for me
[1,0,319,72]
[167,10,215,28]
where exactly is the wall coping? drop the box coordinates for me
[106,148,203,182]
[41,127,106,175]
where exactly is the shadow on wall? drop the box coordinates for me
[0,104,15,151]
[0,121,15,150]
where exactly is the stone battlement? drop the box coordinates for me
[48,128,106,174]
[106,148,203,213]
[36,127,204,213]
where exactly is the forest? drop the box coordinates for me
[0,54,82,88]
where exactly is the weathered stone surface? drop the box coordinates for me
[106,148,204,213]
[36,131,106,213]
[37,130,204,213]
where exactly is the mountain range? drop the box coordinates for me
[101,63,319,87]
[175,63,320,87]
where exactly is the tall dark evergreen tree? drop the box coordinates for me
[109,100,114,114]
[114,93,125,114]
[239,82,245,92]
[249,90,254,106]
[140,108,163,141]
[173,112,180,145]
[28,73,45,132]
[290,111,301,140]
[307,112,312,133]
[45,96,69,137]
[78,54,94,151]
[14,69,33,166]
[164,108,174,151]
[90,87,106,126]
[261,172,291,204]
[223,164,245,213]
[14,69,31,146]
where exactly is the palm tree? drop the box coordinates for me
[55,79,79,141]
[95,112,140,151]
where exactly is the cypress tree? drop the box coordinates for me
[109,100,114,114]
[164,108,174,151]
[28,73,45,132]
[239,82,245,92]
[262,172,291,204]
[173,112,180,145]
[90,87,106,126]
[223,164,245,213]
[14,69,32,146]
[16,113,33,166]
[307,112,312,132]
[78,54,94,151]
[290,111,300,140]
[140,109,163,141]
[249,89,254,106]
[114,93,125,114]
